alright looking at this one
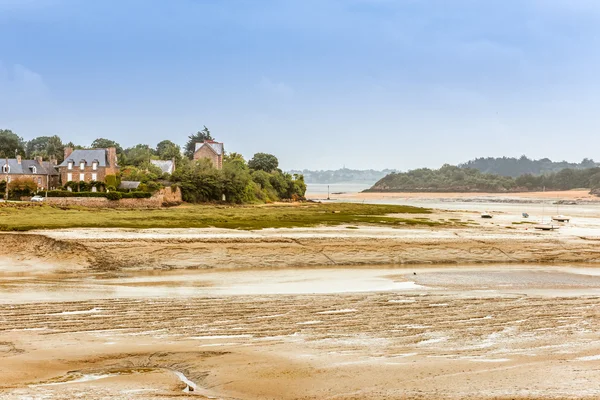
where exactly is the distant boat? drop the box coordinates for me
[481,212,493,219]
[534,224,559,231]
[552,201,570,223]
[535,187,559,231]
[522,212,529,218]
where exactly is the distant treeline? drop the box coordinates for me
[288,168,396,184]
[459,156,599,178]
[368,164,600,193]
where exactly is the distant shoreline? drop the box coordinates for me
[308,189,599,201]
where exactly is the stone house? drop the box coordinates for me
[1,155,59,190]
[193,140,224,169]
[58,147,119,185]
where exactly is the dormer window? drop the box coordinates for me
[80,161,85,170]
[2,164,9,173]
[30,166,37,174]
[92,161,98,171]
[67,162,73,170]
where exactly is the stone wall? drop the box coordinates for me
[158,186,182,204]
[45,196,162,209]
[43,187,182,209]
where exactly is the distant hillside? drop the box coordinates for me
[288,168,396,184]
[459,156,599,177]
[368,164,600,193]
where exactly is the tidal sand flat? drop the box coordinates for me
[1,265,599,399]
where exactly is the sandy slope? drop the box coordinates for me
[2,222,600,273]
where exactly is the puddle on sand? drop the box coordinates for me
[0,268,424,303]
[2,265,600,303]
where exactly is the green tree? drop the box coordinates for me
[46,135,65,162]
[0,130,25,157]
[184,126,213,159]
[91,138,123,153]
[25,135,64,161]
[248,153,279,172]
[221,159,255,203]
[121,144,154,167]
[156,140,182,163]
[171,158,223,202]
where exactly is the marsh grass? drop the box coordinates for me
[0,202,439,231]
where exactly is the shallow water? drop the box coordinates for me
[1,265,600,304]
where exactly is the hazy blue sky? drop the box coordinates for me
[1,0,599,170]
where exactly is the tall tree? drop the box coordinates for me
[25,135,65,161]
[156,140,182,163]
[248,153,279,172]
[0,130,25,158]
[121,144,155,167]
[184,126,213,159]
[46,135,65,162]
[90,138,123,153]
[26,136,52,157]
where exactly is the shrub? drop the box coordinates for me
[46,191,106,198]
[8,178,38,199]
[105,175,118,188]
[120,191,152,199]
[106,191,122,201]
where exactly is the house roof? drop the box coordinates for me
[150,159,175,174]
[119,181,141,190]
[41,161,59,176]
[1,159,51,175]
[194,141,224,156]
[59,149,110,167]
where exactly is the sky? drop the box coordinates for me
[1,0,600,171]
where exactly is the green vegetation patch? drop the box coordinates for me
[0,202,435,231]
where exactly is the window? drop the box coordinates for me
[38,177,42,185]
[79,173,85,181]
[31,166,37,174]
[67,162,73,170]
[92,162,98,171]
[2,164,9,173]
[80,162,85,170]
[91,186,97,193]
[67,173,73,182]
[91,173,97,181]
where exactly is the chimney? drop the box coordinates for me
[16,155,22,164]
[35,156,43,165]
[107,147,117,167]
[64,147,73,160]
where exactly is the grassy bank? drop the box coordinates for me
[0,202,438,231]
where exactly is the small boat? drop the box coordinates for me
[534,224,559,231]
[481,212,493,219]
[551,215,570,223]
[522,212,529,218]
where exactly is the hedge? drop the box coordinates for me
[47,191,107,198]
[46,191,152,199]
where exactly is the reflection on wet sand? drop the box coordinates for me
[0,265,600,399]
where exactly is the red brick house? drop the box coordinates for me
[193,140,224,169]
[58,147,119,184]
[1,155,59,190]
